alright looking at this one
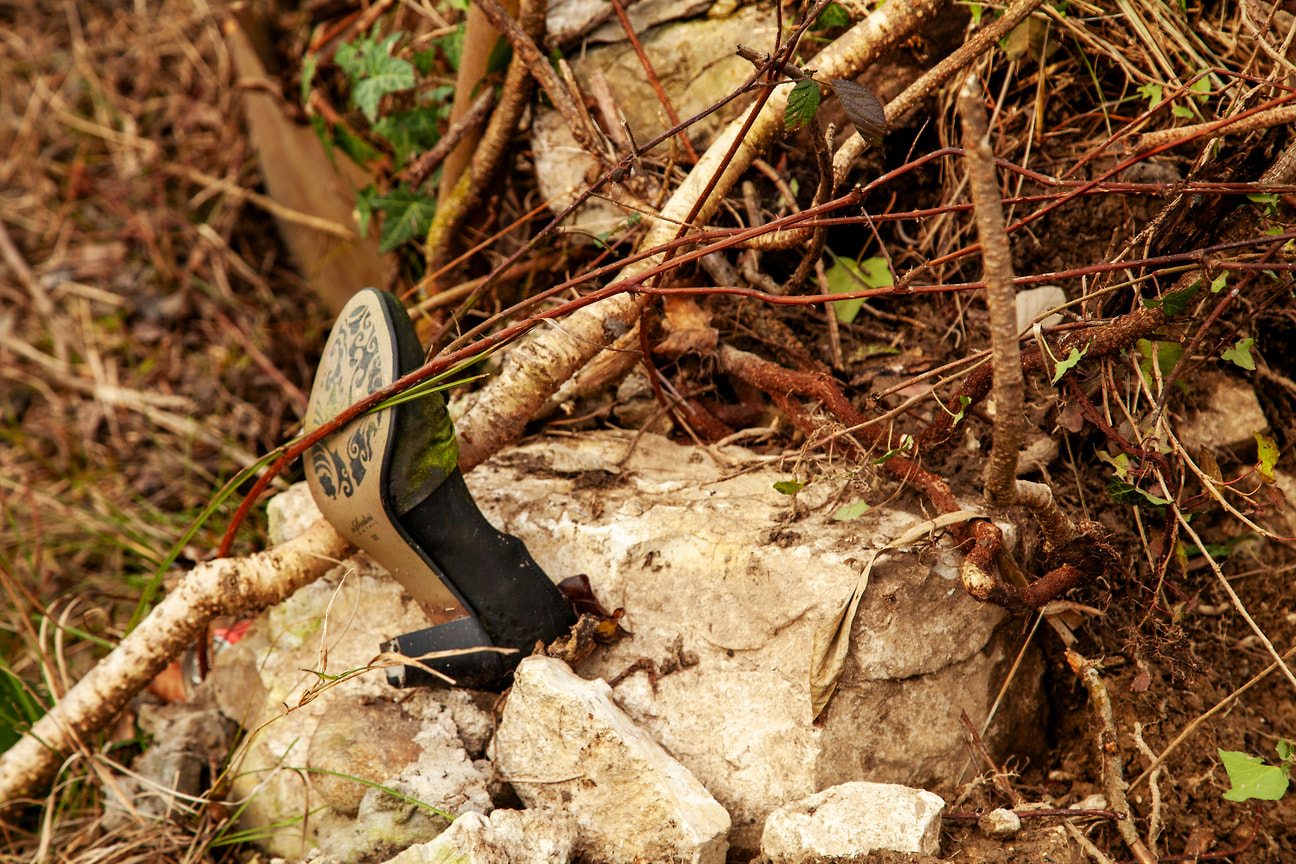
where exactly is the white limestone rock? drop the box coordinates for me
[381,809,578,864]
[1175,369,1268,452]
[979,807,1023,839]
[466,432,1040,853]
[760,781,945,861]
[491,655,731,864]
[207,557,492,861]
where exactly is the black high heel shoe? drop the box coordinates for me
[304,288,575,689]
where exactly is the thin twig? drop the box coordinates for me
[403,87,496,190]
[608,0,698,162]
[1068,649,1157,864]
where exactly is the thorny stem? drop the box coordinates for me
[608,0,698,162]
[959,73,1022,509]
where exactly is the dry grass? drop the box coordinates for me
[1,0,328,856]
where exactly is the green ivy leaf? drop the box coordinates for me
[1097,449,1130,480]
[301,53,320,106]
[486,35,513,75]
[773,480,806,495]
[815,3,852,28]
[1143,282,1199,316]
[1220,337,1256,371]
[949,395,972,425]
[968,0,984,26]
[354,184,378,235]
[333,124,382,167]
[442,24,465,71]
[1255,431,1279,483]
[1107,480,1170,507]
[1051,345,1088,384]
[823,255,893,323]
[785,78,821,134]
[833,500,869,520]
[872,435,913,465]
[1171,103,1195,119]
[1210,273,1229,293]
[1136,339,1185,392]
[1138,82,1163,108]
[1219,749,1290,802]
[337,34,416,123]
[370,186,438,252]
[1188,76,1211,102]
[373,106,443,169]
[1248,192,1279,215]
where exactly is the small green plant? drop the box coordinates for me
[832,499,869,520]
[1220,336,1256,371]
[1134,338,1186,395]
[822,252,893,323]
[782,75,885,145]
[305,28,462,254]
[813,2,852,30]
[1218,740,1294,802]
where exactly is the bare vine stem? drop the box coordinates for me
[959,73,1022,508]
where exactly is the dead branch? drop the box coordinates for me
[1133,101,1296,151]
[455,0,948,468]
[473,0,609,163]
[427,0,544,275]
[0,520,350,807]
[1068,649,1158,864]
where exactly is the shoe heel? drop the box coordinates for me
[398,471,577,658]
[384,617,506,689]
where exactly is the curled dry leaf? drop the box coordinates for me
[829,79,885,144]
[655,295,719,358]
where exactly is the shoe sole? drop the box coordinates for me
[304,288,468,624]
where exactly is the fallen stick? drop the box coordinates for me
[455,0,949,467]
[0,520,350,806]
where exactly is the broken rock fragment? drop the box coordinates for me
[760,781,945,861]
[491,655,731,864]
[381,808,578,864]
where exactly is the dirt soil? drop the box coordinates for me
[2,0,1296,862]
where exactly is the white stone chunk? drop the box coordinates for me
[979,807,1022,838]
[382,809,577,864]
[491,656,731,864]
[760,781,945,861]
[207,561,492,861]
[466,432,1037,854]
[1174,369,1270,452]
